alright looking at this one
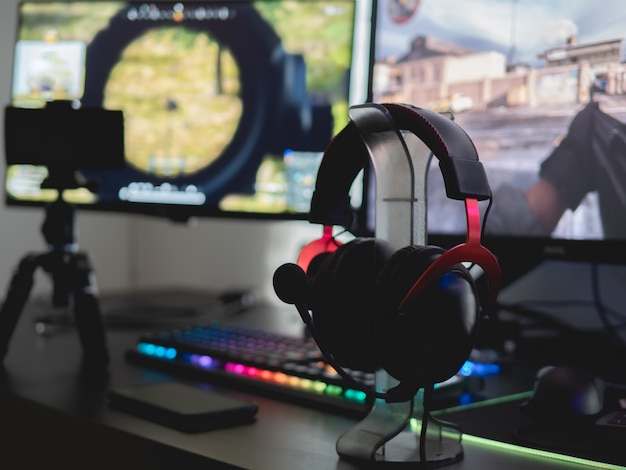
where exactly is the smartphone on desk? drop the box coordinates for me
[108,382,258,433]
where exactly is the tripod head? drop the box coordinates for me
[39,163,101,253]
[42,192,77,253]
[38,165,107,306]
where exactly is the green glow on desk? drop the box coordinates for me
[433,391,534,415]
[427,393,625,469]
[462,434,626,469]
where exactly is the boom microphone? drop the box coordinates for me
[272,262,309,307]
[272,263,418,403]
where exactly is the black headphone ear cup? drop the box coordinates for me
[374,245,480,386]
[310,238,393,371]
[304,251,333,308]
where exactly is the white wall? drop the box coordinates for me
[0,0,319,303]
[129,216,320,301]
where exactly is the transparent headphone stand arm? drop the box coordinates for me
[335,104,463,466]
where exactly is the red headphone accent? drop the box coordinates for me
[296,225,341,272]
[399,198,500,309]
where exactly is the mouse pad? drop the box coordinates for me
[434,395,626,467]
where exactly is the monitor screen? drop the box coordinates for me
[374,0,626,279]
[5,0,375,225]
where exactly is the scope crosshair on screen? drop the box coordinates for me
[80,2,333,206]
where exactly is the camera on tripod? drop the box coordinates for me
[0,100,126,371]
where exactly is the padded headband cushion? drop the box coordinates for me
[384,103,491,200]
[309,103,491,227]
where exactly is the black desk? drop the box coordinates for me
[0,295,621,469]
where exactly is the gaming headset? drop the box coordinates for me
[273,102,501,403]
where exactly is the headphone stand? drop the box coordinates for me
[275,103,498,466]
[336,371,463,466]
[334,104,470,466]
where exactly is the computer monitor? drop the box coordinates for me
[374,0,626,284]
[5,0,376,228]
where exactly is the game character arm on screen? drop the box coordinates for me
[487,103,605,236]
[485,183,549,236]
[535,102,600,232]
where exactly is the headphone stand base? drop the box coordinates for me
[336,378,463,467]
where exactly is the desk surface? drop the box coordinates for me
[0,293,622,470]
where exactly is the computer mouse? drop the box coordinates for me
[522,365,606,422]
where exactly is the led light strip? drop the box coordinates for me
[136,342,177,359]
[135,342,369,404]
[462,433,626,470]
[408,417,624,469]
[135,341,503,404]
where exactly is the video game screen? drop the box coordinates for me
[6,0,374,222]
[375,0,626,244]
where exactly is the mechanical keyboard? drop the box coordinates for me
[126,320,482,416]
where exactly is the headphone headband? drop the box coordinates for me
[309,103,492,228]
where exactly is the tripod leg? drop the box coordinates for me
[0,255,38,363]
[71,253,109,369]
